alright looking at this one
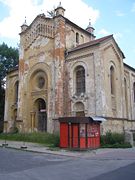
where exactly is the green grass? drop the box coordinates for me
[0,132,60,147]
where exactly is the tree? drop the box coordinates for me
[47,6,55,18]
[47,10,55,18]
[0,42,19,132]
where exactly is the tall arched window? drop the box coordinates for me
[124,78,128,117]
[75,66,85,95]
[14,81,19,104]
[110,66,115,95]
[133,82,135,103]
[76,32,79,44]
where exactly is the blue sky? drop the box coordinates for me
[0,0,135,67]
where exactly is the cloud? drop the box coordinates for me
[97,28,123,42]
[0,0,100,43]
[97,28,110,36]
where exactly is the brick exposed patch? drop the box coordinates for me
[19,59,25,75]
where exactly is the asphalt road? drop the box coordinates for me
[89,162,135,180]
[0,147,135,180]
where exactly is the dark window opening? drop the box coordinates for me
[110,66,115,95]
[15,81,19,104]
[76,32,79,44]
[76,66,85,95]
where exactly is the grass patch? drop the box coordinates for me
[0,132,60,147]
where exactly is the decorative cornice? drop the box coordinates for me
[66,53,93,62]
[31,89,47,96]
[71,93,89,102]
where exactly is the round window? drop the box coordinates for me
[37,76,45,89]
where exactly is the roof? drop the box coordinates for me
[68,34,113,52]
[67,34,125,59]
[63,16,95,38]
[124,63,135,72]
[58,116,106,123]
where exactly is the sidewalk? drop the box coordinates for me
[0,140,135,159]
[0,140,96,157]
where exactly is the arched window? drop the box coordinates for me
[124,78,128,117]
[81,35,84,43]
[76,32,79,44]
[110,66,115,95]
[14,81,19,104]
[74,102,85,117]
[133,82,135,103]
[75,66,85,95]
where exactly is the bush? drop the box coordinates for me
[101,131,124,145]
[100,131,131,148]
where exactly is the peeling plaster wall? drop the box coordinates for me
[66,47,100,117]
[101,119,135,134]
[16,15,56,132]
[53,16,66,118]
[100,40,124,118]
[18,36,54,132]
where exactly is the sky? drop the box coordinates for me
[0,0,135,68]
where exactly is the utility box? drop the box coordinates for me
[59,117,104,149]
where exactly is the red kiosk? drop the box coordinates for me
[59,117,104,149]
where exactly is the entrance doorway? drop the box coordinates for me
[35,98,47,132]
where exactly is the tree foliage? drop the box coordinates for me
[0,42,19,131]
[0,43,19,86]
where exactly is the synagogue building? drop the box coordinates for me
[4,3,135,134]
